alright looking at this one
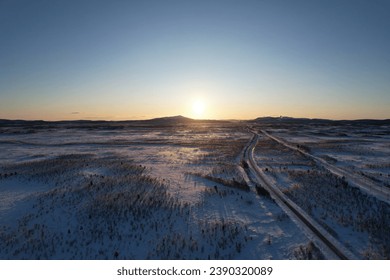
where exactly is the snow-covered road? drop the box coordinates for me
[260,130,390,204]
[242,132,357,260]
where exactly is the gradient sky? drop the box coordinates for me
[1,0,389,120]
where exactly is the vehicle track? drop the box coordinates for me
[243,133,356,260]
[260,129,390,204]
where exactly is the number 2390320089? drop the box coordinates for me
[209,266,273,276]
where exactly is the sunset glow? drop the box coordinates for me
[192,100,206,118]
[0,0,389,121]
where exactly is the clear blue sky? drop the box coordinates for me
[1,0,389,120]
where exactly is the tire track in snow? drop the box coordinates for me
[260,130,390,204]
[242,133,357,260]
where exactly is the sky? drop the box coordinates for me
[1,0,389,120]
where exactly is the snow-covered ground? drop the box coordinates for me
[0,122,316,259]
[266,125,390,190]
[251,123,390,259]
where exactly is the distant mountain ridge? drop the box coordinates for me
[251,116,390,125]
[0,116,389,126]
[144,115,194,124]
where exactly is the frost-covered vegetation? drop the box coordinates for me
[5,119,385,259]
[292,241,324,260]
[0,120,312,259]
[285,169,390,259]
[252,122,390,259]
[263,122,390,189]
[0,154,250,259]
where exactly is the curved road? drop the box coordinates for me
[243,133,357,260]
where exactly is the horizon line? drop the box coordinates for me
[1,115,390,123]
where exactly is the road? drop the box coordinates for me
[242,133,357,260]
[260,129,390,204]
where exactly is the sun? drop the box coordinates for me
[192,100,205,118]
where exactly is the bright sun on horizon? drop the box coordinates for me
[0,1,389,121]
[192,100,206,119]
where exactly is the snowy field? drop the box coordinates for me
[251,119,390,259]
[0,119,319,260]
[1,118,388,259]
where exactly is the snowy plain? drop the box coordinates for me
[0,118,388,259]
[0,119,316,259]
[250,119,390,259]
